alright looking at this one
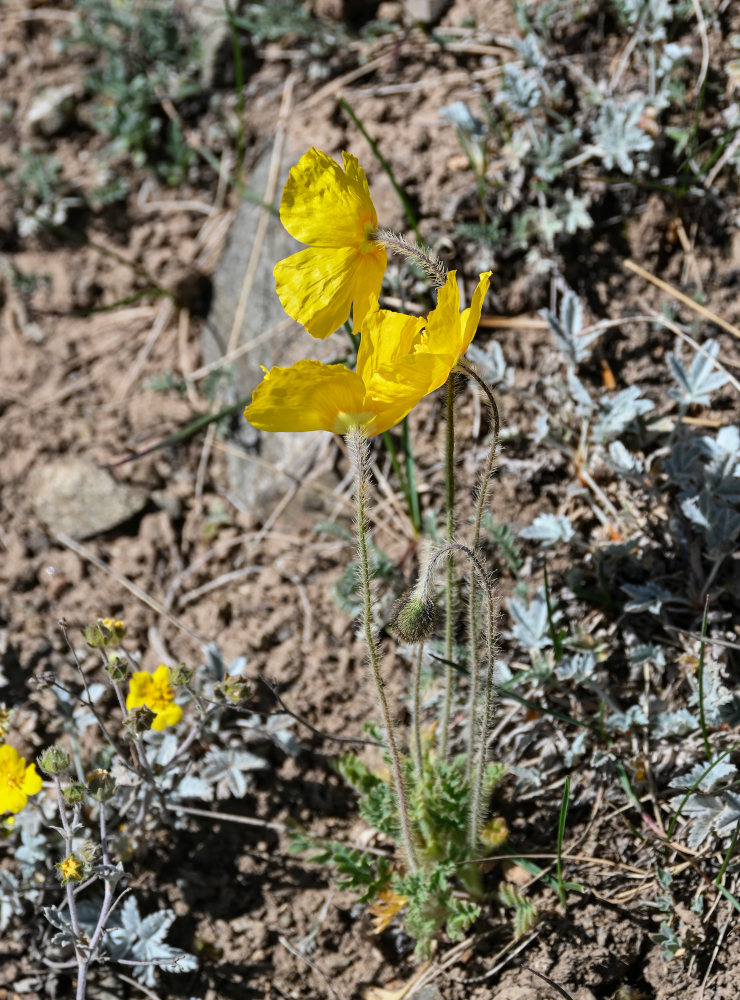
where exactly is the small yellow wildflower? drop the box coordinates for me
[273,148,387,340]
[57,854,83,883]
[126,665,182,731]
[368,888,409,934]
[245,270,491,437]
[0,745,43,815]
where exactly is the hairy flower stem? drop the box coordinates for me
[457,360,501,791]
[374,229,447,288]
[421,542,499,854]
[347,426,418,872]
[439,375,456,760]
[411,641,424,778]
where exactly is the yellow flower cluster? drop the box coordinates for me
[126,665,182,731]
[0,745,43,815]
[245,147,491,437]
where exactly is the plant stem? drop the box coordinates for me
[348,426,418,871]
[458,361,500,791]
[439,376,456,760]
[412,642,424,779]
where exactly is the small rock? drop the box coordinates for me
[403,0,449,24]
[29,459,148,540]
[27,84,78,138]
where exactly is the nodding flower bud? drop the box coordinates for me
[391,590,437,644]
[125,706,156,735]
[83,618,126,649]
[62,781,86,805]
[170,662,193,687]
[86,768,116,802]
[213,674,253,705]
[37,744,71,777]
[105,651,129,683]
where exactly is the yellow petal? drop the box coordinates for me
[460,271,492,354]
[152,664,171,687]
[126,672,152,709]
[274,245,357,339]
[152,703,182,731]
[245,360,371,433]
[366,354,453,435]
[20,763,42,797]
[357,307,426,383]
[1,786,28,815]
[280,148,376,248]
[351,247,387,335]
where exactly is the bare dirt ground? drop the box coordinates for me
[2,1,740,998]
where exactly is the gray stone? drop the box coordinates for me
[27,85,78,138]
[205,139,340,518]
[29,460,148,539]
[403,0,449,24]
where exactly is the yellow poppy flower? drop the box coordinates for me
[245,271,491,437]
[273,148,387,340]
[126,665,183,731]
[0,745,43,815]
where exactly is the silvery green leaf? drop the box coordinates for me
[499,64,541,113]
[716,792,740,833]
[671,794,723,850]
[200,747,268,800]
[608,440,644,477]
[564,730,588,767]
[668,340,727,407]
[700,427,740,499]
[567,369,594,416]
[674,758,737,793]
[439,101,485,139]
[0,871,21,931]
[628,643,666,668]
[531,128,580,183]
[622,581,676,614]
[170,775,214,801]
[43,905,77,947]
[519,513,574,547]
[653,709,697,737]
[16,829,47,879]
[201,641,226,681]
[658,43,690,80]
[592,99,653,173]
[663,437,705,489]
[688,656,731,727]
[534,206,563,250]
[107,896,197,986]
[543,290,602,368]
[466,340,513,387]
[507,590,556,650]
[592,386,654,444]
[557,651,597,683]
[531,412,550,444]
[558,189,592,234]
[606,705,648,732]
[719,694,740,727]
[229,654,249,676]
[681,491,740,557]
[509,765,543,790]
[145,730,179,767]
[512,32,546,71]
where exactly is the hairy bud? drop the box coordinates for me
[391,590,437,643]
[37,744,71,777]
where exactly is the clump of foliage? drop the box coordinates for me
[69,0,200,184]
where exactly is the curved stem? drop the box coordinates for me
[347,427,418,871]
